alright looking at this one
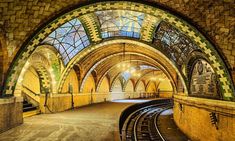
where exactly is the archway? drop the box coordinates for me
[136,80,146,97]
[2,1,234,102]
[124,79,135,98]
[110,78,123,101]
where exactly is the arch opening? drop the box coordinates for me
[2,1,233,102]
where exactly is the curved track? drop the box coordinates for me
[121,102,172,141]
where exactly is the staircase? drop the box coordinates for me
[23,100,37,112]
[23,100,40,118]
[22,86,41,118]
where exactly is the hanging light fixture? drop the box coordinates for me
[150,71,157,81]
[118,43,131,71]
[117,43,141,77]
[132,61,141,77]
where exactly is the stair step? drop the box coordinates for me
[23,103,32,108]
[23,106,37,112]
[23,110,40,118]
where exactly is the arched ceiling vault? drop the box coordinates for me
[104,63,177,93]
[3,1,234,100]
[59,41,180,93]
[95,60,158,92]
[123,69,164,92]
[91,59,155,84]
[79,53,171,92]
[134,70,169,92]
[61,42,178,93]
[78,53,159,82]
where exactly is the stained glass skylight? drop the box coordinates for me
[96,10,145,38]
[42,18,90,65]
[153,22,199,67]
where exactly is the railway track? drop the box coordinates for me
[121,100,172,141]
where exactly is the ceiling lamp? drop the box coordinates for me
[117,43,131,70]
[117,43,141,77]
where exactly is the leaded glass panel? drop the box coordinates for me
[153,22,199,67]
[96,10,145,38]
[42,18,90,65]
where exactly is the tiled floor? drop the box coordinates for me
[0,101,140,141]
[0,99,188,141]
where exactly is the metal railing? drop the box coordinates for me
[22,85,40,103]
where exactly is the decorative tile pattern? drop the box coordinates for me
[79,13,102,43]
[3,1,234,100]
[141,15,160,42]
[36,65,51,93]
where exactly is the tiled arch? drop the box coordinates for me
[57,39,186,95]
[3,1,234,100]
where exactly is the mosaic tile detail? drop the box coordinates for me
[3,1,234,100]
[141,15,160,42]
[79,13,102,43]
[36,65,51,93]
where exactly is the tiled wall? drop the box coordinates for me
[0,0,233,68]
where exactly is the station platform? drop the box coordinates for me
[0,99,150,141]
[0,99,188,141]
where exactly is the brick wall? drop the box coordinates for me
[0,0,234,80]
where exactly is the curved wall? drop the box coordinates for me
[173,95,235,141]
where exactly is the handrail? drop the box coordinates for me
[22,85,40,96]
[22,85,40,103]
